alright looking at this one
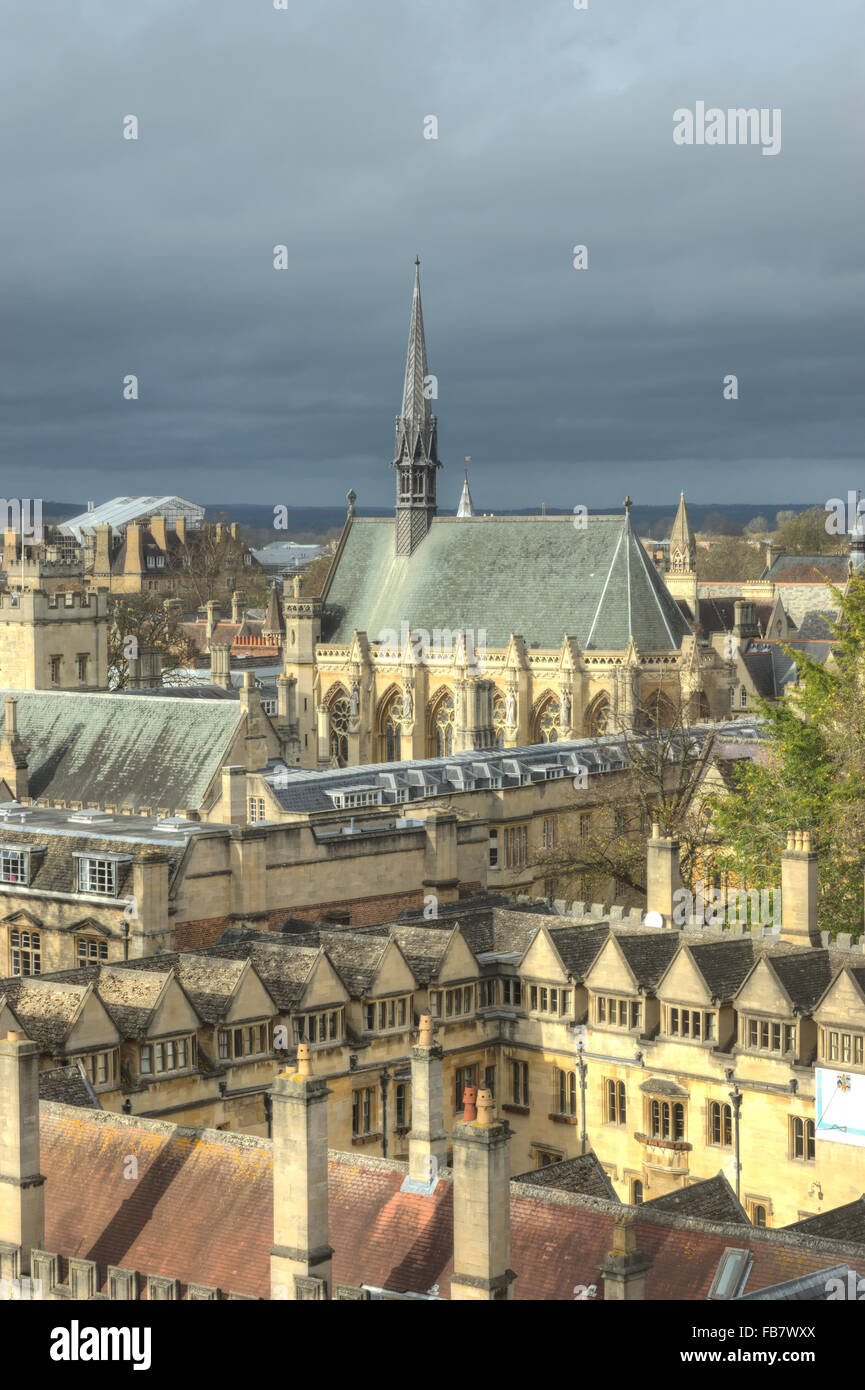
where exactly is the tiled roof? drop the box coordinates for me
[764,555,848,584]
[615,934,681,990]
[549,924,610,979]
[643,1173,751,1226]
[0,828,139,898]
[0,689,244,813]
[208,941,320,1010]
[787,1197,865,1245]
[512,1152,619,1201]
[765,950,835,1012]
[685,940,756,1002]
[323,515,692,651]
[94,965,172,1038]
[385,926,453,984]
[0,977,88,1047]
[37,1103,865,1300]
[39,1064,100,1108]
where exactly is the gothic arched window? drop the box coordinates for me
[378,690,402,763]
[328,689,350,766]
[532,694,561,744]
[585,693,610,738]
[644,690,676,731]
[428,690,455,758]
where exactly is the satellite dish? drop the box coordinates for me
[643,910,665,928]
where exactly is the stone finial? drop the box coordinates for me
[296,1041,312,1077]
[418,1012,434,1047]
[476,1088,495,1125]
[347,489,357,517]
[462,1085,478,1122]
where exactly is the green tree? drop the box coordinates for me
[744,515,769,537]
[772,505,843,556]
[696,537,766,581]
[709,572,865,933]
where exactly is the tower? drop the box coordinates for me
[392,260,441,556]
[664,492,698,615]
[456,468,475,518]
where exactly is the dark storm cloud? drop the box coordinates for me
[1,0,862,511]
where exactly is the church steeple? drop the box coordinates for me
[669,491,696,574]
[392,260,441,555]
[457,468,475,518]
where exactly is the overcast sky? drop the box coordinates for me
[2,0,862,511]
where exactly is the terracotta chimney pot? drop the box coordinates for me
[462,1085,477,1122]
[418,1012,434,1047]
[476,1088,495,1125]
[296,1041,312,1077]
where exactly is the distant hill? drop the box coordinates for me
[39,500,821,536]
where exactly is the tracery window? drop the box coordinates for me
[533,694,561,743]
[328,690,350,766]
[379,690,402,762]
[585,693,610,738]
[428,691,455,758]
[492,690,507,747]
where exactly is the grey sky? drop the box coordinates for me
[2,0,862,511]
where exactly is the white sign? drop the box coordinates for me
[816,1068,865,1148]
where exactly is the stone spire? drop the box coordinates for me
[263,582,285,639]
[457,469,475,518]
[669,492,696,574]
[392,260,441,556]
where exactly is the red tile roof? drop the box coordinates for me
[38,1105,865,1300]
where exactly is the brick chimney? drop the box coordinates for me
[450,1087,515,1301]
[407,1013,448,1184]
[0,1031,44,1274]
[781,830,819,946]
[598,1213,650,1300]
[0,698,28,800]
[270,1042,332,1300]
[645,822,681,926]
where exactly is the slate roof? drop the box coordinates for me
[208,941,321,1011]
[613,933,682,990]
[548,924,610,979]
[683,940,756,1002]
[694,597,775,637]
[512,1152,619,1201]
[458,910,541,959]
[0,690,244,812]
[743,643,797,698]
[0,827,141,899]
[94,965,173,1038]
[643,1174,751,1226]
[763,555,849,585]
[38,1064,100,1108]
[0,977,88,1047]
[787,1197,865,1245]
[384,926,454,984]
[37,1103,865,1301]
[323,514,692,650]
[764,950,835,1012]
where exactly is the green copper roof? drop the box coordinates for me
[0,690,244,812]
[324,515,691,650]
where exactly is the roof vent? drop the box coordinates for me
[0,802,33,821]
[68,811,114,825]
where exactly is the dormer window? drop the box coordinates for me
[362,994,411,1033]
[596,994,642,1030]
[663,1005,716,1042]
[0,848,29,885]
[78,858,117,895]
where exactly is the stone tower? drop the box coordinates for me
[392,260,441,556]
[664,492,698,616]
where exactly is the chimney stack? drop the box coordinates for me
[205,599,221,646]
[210,642,232,690]
[0,1031,44,1274]
[645,823,681,926]
[270,1043,332,1300]
[231,591,244,625]
[407,1013,448,1185]
[781,829,819,946]
[450,1087,515,1301]
[175,515,187,545]
[0,698,28,801]
[598,1213,650,1301]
